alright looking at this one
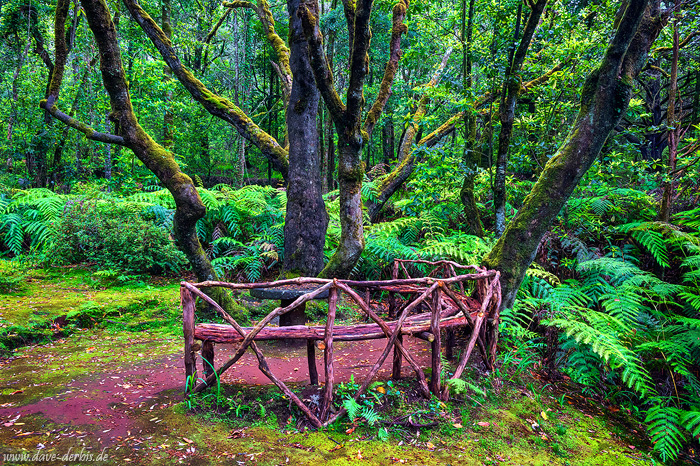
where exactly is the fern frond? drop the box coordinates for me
[645,404,684,462]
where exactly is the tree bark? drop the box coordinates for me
[458,0,484,237]
[301,0,409,278]
[482,0,666,310]
[659,18,679,222]
[493,0,548,236]
[283,0,329,277]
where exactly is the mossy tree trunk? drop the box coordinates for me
[282,0,329,277]
[458,0,483,237]
[659,19,679,223]
[301,0,409,278]
[43,0,241,317]
[482,0,667,310]
[493,0,547,237]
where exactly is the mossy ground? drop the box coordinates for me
[0,264,675,465]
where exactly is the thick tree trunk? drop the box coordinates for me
[283,0,328,277]
[459,0,483,237]
[319,134,365,278]
[482,0,665,310]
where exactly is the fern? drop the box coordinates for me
[361,406,381,426]
[342,397,361,421]
[681,410,700,440]
[645,404,685,462]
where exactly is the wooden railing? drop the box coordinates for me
[181,260,501,428]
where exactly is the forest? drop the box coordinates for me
[0,0,699,464]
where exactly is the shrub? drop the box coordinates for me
[52,201,186,275]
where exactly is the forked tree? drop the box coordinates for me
[483,0,670,308]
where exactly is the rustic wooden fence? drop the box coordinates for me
[181,260,501,428]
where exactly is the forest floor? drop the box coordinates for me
[0,265,670,465]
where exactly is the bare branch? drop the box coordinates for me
[40,100,126,145]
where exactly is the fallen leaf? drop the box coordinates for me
[9,390,23,395]
[376,386,386,394]
[345,427,355,434]
[426,442,435,450]
[453,423,463,429]
[540,411,548,420]
[183,438,194,444]
[477,421,490,427]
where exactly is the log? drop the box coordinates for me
[392,333,403,380]
[430,288,442,396]
[193,313,473,343]
[185,284,323,427]
[320,287,338,421]
[325,283,439,426]
[333,281,433,399]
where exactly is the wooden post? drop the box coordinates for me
[445,329,455,360]
[392,333,403,380]
[182,285,196,392]
[389,291,396,319]
[202,340,215,379]
[364,288,371,322]
[307,340,318,385]
[320,287,338,420]
[430,286,442,396]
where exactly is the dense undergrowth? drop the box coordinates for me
[1,154,699,462]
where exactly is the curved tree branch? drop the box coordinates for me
[122,0,289,179]
[299,2,347,125]
[40,101,125,145]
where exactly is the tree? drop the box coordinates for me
[300,0,409,277]
[492,0,548,236]
[41,0,239,312]
[482,0,669,309]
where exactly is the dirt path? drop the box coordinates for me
[0,335,439,464]
[2,337,432,439]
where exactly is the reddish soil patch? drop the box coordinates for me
[218,337,432,385]
[0,337,433,446]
